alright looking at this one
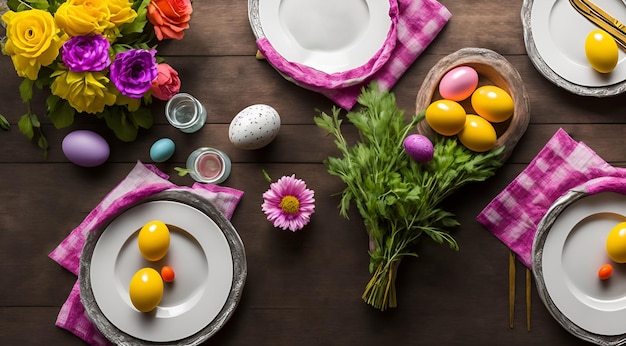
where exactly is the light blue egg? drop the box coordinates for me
[150,138,175,162]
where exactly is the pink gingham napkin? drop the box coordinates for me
[48,161,244,345]
[257,0,451,110]
[477,128,626,269]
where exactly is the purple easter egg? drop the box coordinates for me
[403,134,434,162]
[62,130,110,167]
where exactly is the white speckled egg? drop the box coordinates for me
[228,104,281,150]
[403,134,434,162]
[62,130,110,167]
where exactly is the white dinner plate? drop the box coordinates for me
[522,0,626,96]
[534,190,626,344]
[253,0,392,74]
[80,191,246,345]
[531,0,626,87]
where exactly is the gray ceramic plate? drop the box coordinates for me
[533,190,626,345]
[79,190,247,345]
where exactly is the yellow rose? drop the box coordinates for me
[104,0,139,41]
[2,10,64,80]
[108,0,138,27]
[51,69,117,114]
[55,0,113,37]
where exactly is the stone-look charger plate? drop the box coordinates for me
[522,0,626,96]
[534,190,626,345]
[79,190,247,345]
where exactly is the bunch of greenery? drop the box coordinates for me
[315,84,504,310]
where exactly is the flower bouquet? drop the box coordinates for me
[0,0,193,153]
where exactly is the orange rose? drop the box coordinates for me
[147,0,192,40]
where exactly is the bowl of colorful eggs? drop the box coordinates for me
[415,47,530,161]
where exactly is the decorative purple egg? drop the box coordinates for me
[62,130,110,167]
[403,134,434,162]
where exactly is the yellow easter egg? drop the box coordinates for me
[138,220,170,261]
[457,114,497,152]
[129,268,163,312]
[425,99,467,136]
[471,86,514,123]
[607,222,626,263]
[585,29,618,73]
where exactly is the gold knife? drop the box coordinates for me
[570,0,626,50]
[580,0,626,35]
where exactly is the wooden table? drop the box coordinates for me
[1,1,623,345]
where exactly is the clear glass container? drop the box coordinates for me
[186,147,231,184]
[165,93,207,133]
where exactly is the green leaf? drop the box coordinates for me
[101,109,138,142]
[130,107,153,129]
[174,167,191,177]
[18,78,34,103]
[0,114,10,130]
[46,95,76,129]
[18,113,34,140]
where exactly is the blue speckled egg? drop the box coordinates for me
[403,134,434,162]
[62,130,110,167]
[228,104,281,150]
[150,138,175,162]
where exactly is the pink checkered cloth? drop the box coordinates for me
[477,128,626,269]
[48,161,244,345]
[256,0,451,110]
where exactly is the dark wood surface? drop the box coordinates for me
[1,0,624,345]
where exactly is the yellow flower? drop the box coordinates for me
[55,0,113,37]
[108,0,138,28]
[2,10,64,80]
[51,69,117,114]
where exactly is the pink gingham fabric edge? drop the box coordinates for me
[477,129,626,268]
[256,0,399,89]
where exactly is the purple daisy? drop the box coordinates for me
[261,174,315,232]
[109,49,158,98]
[61,34,111,72]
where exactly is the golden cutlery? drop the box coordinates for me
[509,251,532,331]
[570,0,626,49]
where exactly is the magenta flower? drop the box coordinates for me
[61,35,111,72]
[261,174,315,232]
[109,49,158,98]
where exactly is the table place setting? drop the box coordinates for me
[3,0,626,345]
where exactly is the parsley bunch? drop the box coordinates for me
[315,84,504,310]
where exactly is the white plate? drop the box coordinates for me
[534,191,626,343]
[80,191,246,345]
[256,0,392,74]
[529,0,626,88]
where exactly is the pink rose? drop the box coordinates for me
[147,0,193,40]
[151,63,181,101]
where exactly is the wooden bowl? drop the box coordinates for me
[415,47,530,161]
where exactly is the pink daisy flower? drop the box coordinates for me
[261,174,315,232]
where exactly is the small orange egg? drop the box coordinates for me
[425,100,466,136]
[457,114,497,152]
[161,266,175,283]
[598,264,613,280]
[607,222,626,263]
